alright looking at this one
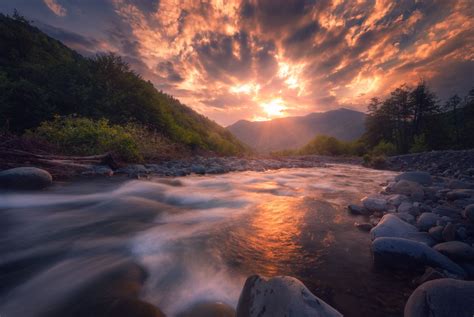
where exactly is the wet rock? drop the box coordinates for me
[0,167,52,190]
[417,212,440,231]
[456,227,468,241]
[404,279,474,317]
[371,238,466,277]
[391,180,424,201]
[236,275,342,317]
[73,297,166,317]
[433,241,474,262]
[433,206,462,218]
[395,171,432,186]
[361,195,387,212]
[441,223,456,242]
[370,214,435,246]
[462,204,474,222]
[387,194,409,207]
[117,164,149,176]
[448,179,474,189]
[348,204,368,215]
[177,301,235,317]
[355,222,373,231]
[428,226,444,242]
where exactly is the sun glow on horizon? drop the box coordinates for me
[260,98,287,119]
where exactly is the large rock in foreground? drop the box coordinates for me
[0,167,52,190]
[371,237,466,277]
[236,275,342,317]
[405,279,474,317]
[370,214,435,246]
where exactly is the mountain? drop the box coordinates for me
[227,108,366,152]
[0,13,246,155]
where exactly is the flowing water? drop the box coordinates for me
[0,164,416,317]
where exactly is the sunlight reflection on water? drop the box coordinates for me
[0,164,413,317]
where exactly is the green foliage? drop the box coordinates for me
[371,140,396,156]
[27,116,141,161]
[364,81,474,154]
[299,135,361,156]
[410,134,429,153]
[0,13,246,156]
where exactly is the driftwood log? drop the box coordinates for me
[0,148,119,179]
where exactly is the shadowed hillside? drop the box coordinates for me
[0,13,247,158]
[227,108,365,152]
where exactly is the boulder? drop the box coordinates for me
[236,275,342,317]
[394,212,415,225]
[395,171,432,186]
[441,223,456,242]
[433,206,462,218]
[371,238,466,277]
[387,194,409,207]
[447,189,474,200]
[348,204,368,215]
[0,167,52,190]
[404,279,474,317]
[462,204,474,222]
[417,212,440,231]
[361,195,387,212]
[370,214,435,246]
[397,201,413,213]
[433,241,474,261]
[391,180,424,201]
[428,226,444,241]
[414,267,448,286]
[191,165,206,175]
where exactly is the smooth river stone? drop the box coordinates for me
[405,279,474,317]
[395,171,433,186]
[370,214,435,246]
[236,275,342,317]
[371,237,466,277]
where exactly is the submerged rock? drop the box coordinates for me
[355,222,373,231]
[236,275,342,317]
[370,214,434,246]
[0,167,52,190]
[371,237,466,277]
[405,279,474,317]
[395,171,432,186]
[348,204,368,215]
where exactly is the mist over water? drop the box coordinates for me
[0,165,413,317]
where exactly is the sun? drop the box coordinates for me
[260,98,287,118]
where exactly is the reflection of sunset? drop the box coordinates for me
[246,197,303,274]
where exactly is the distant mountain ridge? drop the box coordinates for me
[227,108,366,152]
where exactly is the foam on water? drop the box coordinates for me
[0,164,407,317]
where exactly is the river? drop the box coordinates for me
[0,164,416,317]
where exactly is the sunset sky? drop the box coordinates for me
[1,0,473,125]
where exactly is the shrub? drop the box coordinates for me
[410,134,429,153]
[27,116,141,161]
[371,140,396,156]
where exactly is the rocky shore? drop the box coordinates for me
[386,149,474,179]
[349,170,474,316]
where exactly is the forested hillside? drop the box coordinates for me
[0,13,247,159]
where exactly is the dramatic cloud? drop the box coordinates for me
[43,0,66,17]
[1,0,473,125]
